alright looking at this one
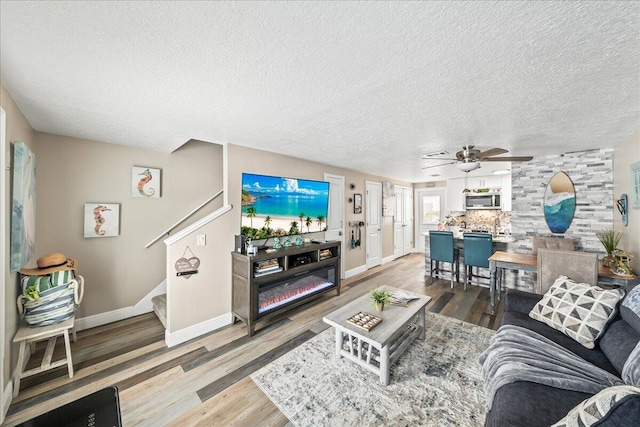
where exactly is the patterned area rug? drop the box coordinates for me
[251,312,495,427]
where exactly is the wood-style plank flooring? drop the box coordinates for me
[3,253,503,426]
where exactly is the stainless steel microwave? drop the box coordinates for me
[464,192,502,210]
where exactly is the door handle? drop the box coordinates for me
[338,231,342,236]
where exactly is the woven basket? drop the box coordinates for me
[17,277,84,327]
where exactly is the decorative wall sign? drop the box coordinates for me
[382,181,394,217]
[84,203,120,238]
[632,161,640,209]
[175,246,200,279]
[132,166,161,198]
[354,193,363,214]
[543,171,576,234]
[10,141,36,272]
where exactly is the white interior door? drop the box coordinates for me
[394,186,414,258]
[324,173,345,278]
[416,188,445,252]
[393,188,402,258]
[366,181,382,269]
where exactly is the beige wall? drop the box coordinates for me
[227,144,412,271]
[1,84,36,402]
[614,130,640,273]
[31,134,223,318]
[165,143,413,333]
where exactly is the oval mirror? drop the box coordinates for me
[544,171,576,234]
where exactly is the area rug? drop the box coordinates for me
[251,312,495,427]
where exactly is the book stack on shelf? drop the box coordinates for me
[254,259,282,277]
[319,249,333,261]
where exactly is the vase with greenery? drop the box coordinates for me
[370,288,389,312]
[595,229,623,268]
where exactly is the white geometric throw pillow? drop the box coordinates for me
[551,385,640,427]
[529,276,623,349]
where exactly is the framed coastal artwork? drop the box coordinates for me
[132,166,161,198]
[84,203,120,238]
[10,141,36,272]
[543,171,576,234]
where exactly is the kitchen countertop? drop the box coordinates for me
[422,231,516,244]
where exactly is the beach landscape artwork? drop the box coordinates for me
[241,173,330,239]
[543,171,576,234]
[10,141,36,272]
[84,203,120,238]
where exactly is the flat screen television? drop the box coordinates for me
[241,173,329,239]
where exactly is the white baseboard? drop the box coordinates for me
[75,281,167,331]
[1,380,12,425]
[133,280,167,316]
[75,307,135,331]
[382,255,395,265]
[165,312,233,348]
[345,265,367,279]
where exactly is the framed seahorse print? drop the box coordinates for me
[84,203,120,238]
[132,166,161,198]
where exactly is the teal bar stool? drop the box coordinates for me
[462,232,494,291]
[428,231,460,288]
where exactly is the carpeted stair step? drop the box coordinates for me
[151,294,167,329]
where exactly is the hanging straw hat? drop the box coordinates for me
[19,253,78,276]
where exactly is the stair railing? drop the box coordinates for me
[145,189,224,248]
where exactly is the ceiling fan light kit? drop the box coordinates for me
[456,162,481,172]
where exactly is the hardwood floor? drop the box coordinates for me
[3,253,503,426]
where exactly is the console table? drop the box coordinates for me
[488,251,639,315]
[232,241,341,337]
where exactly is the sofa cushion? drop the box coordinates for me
[485,381,592,427]
[621,284,640,334]
[551,385,640,427]
[504,289,543,314]
[500,311,618,375]
[529,276,623,349]
[598,317,640,375]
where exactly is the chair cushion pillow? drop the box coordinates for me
[529,276,623,349]
[551,385,640,427]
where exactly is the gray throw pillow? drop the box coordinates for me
[621,285,640,334]
[529,276,623,349]
[551,385,640,427]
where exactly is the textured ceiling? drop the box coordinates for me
[1,1,638,182]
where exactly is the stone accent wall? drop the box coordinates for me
[509,148,614,291]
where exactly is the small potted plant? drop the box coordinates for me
[595,229,623,268]
[370,288,389,312]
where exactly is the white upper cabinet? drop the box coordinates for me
[445,178,466,212]
[465,175,502,190]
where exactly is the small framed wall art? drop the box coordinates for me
[632,161,640,209]
[132,166,161,198]
[354,193,362,214]
[84,203,120,238]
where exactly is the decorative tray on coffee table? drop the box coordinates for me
[346,312,382,332]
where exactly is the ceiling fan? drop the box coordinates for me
[422,145,533,172]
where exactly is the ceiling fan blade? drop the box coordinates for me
[421,161,457,170]
[480,156,533,162]
[476,148,508,159]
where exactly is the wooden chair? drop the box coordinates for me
[462,232,494,291]
[536,249,598,294]
[428,231,460,288]
[13,276,84,397]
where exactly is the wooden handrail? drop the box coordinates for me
[145,189,224,248]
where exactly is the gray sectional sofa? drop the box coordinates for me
[484,288,640,426]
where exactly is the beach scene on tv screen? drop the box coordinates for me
[241,173,329,239]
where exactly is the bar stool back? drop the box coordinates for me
[463,233,494,291]
[428,231,460,288]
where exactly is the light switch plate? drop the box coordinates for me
[197,234,206,246]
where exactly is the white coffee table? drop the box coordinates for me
[323,286,431,385]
